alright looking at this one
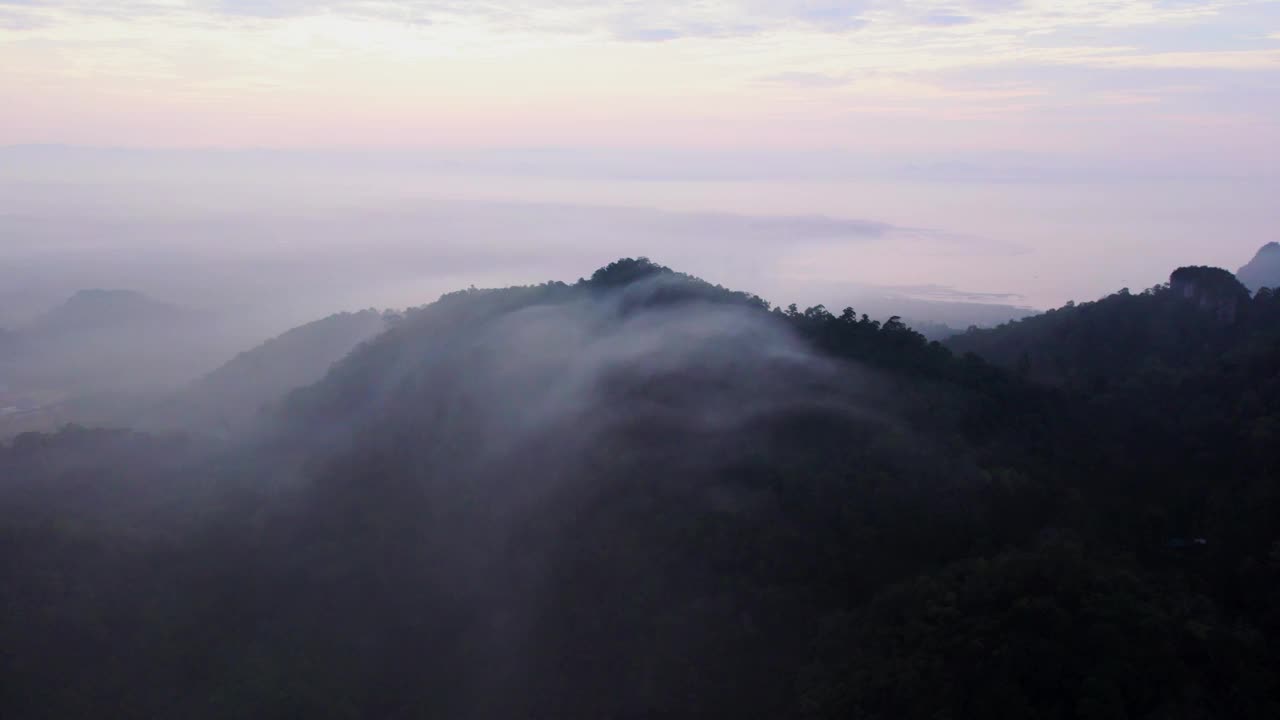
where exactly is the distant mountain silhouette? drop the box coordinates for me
[856,295,1035,339]
[1237,241,1280,292]
[30,289,191,336]
[154,309,392,433]
[8,289,221,391]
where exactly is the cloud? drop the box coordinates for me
[0,0,52,30]
[874,283,1025,303]
[756,71,850,88]
[1,0,1269,55]
[0,0,198,26]
[612,26,684,42]
[211,0,319,19]
[0,9,45,30]
[2,0,1277,156]
[600,1,869,42]
[781,1,869,32]
[1090,90,1163,105]
[919,12,975,27]
[1083,49,1280,70]
[0,1,871,38]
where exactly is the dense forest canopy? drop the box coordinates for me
[947,266,1279,388]
[2,258,1279,718]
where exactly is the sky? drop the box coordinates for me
[2,0,1278,161]
[1,1,1279,319]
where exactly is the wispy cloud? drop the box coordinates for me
[1082,49,1280,70]
[756,71,851,88]
[0,0,1276,155]
[0,9,47,30]
[919,12,975,27]
[873,283,1026,303]
[0,1,1243,40]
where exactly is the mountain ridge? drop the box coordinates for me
[945,265,1276,388]
[3,258,1279,718]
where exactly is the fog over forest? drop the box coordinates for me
[4,253,1280,717]
[4,1,1280,717]
[2,152,1278,719]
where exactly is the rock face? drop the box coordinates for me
[1170,266,1251,324]
[1237,242,1280,293]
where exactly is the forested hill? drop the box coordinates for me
[2,259,1279,719]
[283,257,966,428]
[149,308,393,433]
[946,265,1279,390]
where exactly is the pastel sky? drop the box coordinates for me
[2,1,1278,167]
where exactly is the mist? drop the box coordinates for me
[1,263,966,717]
[5,146,1275,326]
[4,209,1279,717]
[5,0,1280,714]
[0,146,1047,429]
[10,142,1276,442]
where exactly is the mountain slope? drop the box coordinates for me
[157,309,391,433]
[247,258,1057,715]
[946,266,1263,389]
[2,259,1278,719]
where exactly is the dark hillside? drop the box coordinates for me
[2,259,1278,719]
[947,267,1264,390]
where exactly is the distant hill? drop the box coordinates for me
[15,309,393,437]
[857,295,1036,335]
[6,289,222,392]
[1237,241,1280,292]
[29,289,190,336]
[801,283,1037,340]
[146,309,392,433]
